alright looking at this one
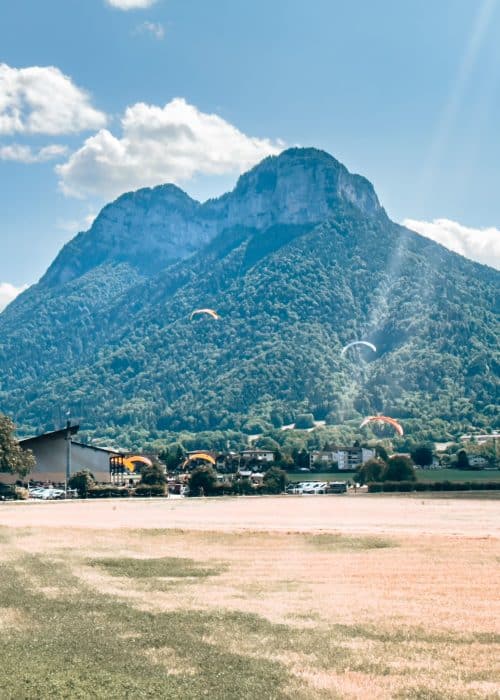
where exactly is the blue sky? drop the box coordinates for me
[1,0,499,307]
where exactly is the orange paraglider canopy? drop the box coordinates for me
[360,415,404,436]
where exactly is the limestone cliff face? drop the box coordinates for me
[40,148,381,288]
[208,148,381,229]
[40,185,209,287]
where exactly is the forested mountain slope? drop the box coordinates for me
[0,148,498,442]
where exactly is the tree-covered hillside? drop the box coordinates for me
[0,148,498,445]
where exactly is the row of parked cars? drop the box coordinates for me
[286,481,348,495]
[28,487,77,500]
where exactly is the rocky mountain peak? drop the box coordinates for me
[39,148,382,289]
[207,147,382,229]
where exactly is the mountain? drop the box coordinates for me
[0,148,498,445]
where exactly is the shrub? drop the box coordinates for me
[294,413,315,430]
[68,469,95,498]
[187,465,217,497]
[87,486,130,498]
[262,467,288,494]
[139,462,166,486]
[133,484,166,497]
[231,478,254,495]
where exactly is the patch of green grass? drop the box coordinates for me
[88,556,224,579]
[309,533,397,551]
[416,468,500,483]
[1,551,498,699]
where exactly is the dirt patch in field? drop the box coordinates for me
[0,607,28,630]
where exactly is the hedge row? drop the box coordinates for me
[87,485,166,498]
[368,481,500,493]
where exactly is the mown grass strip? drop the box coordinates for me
[88,556,224,579]
[308,533,397,550]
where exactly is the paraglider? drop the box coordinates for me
[360,415,404,436]
[341,341,377,357]
[181,453,216,470]
[189,309,220,321]
[122,455,153,472]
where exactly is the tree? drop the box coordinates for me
[68,469,95,498]
[295,413,315,430]
[410,444,434,469]
[262,467,288,494]
[254,436,280,451]
[456,449,470,470]
[0,414,35,478]
[383,455,416,481]
[140,462,166,485]
[188,465,217,496]
[356,458,386,485]
[375,444,389,463]
[159,444,184,472]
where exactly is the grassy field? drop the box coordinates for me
[288,469,500,483]
[0,505,499,699]
[414,468,500,482]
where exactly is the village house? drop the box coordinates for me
[310,446,375,471]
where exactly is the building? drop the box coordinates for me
[460,433,500,445]
[17,424,121,484]
[240,449,275,464]
[310,447,375,471]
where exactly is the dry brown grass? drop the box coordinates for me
[0,499,499,698]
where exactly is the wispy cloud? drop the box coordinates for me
[56,212,97,234]
[0,63,107,135]
[0,143,68,163]
[0,282,28,312]
[105,0,158,9]
[135,21,165,40]
[403,217,500,270]
[57,97,284,200]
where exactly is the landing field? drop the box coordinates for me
[0,496,499,698]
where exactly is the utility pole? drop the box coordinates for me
[65,416,72,496]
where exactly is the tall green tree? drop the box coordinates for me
[187,465,217,497]
[140,462,166,485]
[356,458,386,485]
[456,449,470,470]
[384,455,416,481]
[0,414,35,477]
[262,467,288,494]
[410,445,434,468]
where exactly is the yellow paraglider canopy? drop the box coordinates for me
[181,452,216,470]
[122,455,153,472]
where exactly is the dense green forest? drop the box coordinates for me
[0,149,498,449]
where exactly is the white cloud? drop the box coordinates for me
[0,143,68,163]
[0,282,28,312]
[0,63,107,135]
[403,217,500,270]
[56,212,97,234]
[57,97,284,200]
[106,0,157,9]
[136,21,165,39]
